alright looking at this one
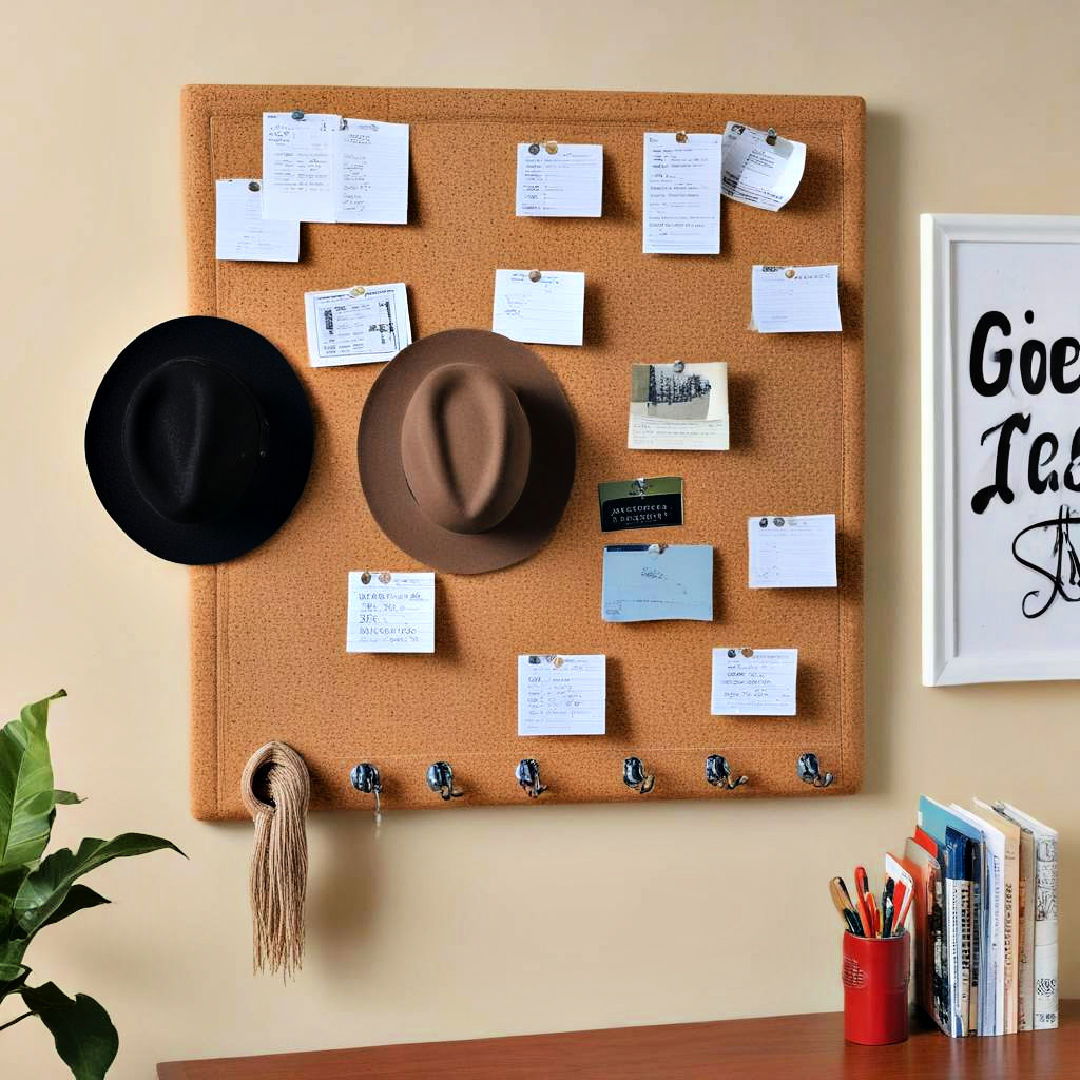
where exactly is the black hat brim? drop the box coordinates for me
[85,316,314,565]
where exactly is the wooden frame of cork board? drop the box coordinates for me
[183,84,865,822]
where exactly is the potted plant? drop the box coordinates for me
[0,690,183,1078]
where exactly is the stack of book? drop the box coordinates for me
[904,797,1058,1037]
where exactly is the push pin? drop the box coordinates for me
[426,761,464,801]
[528,269,542,283]
[766,127,778,146]
[349,762,382,824]
[622,756,655,794]
[796,752,834,789]
[675,131,689,143]
[291,109,305,120]
[672,360,685,373]
[516,758,547,798]
[705,754,749,791]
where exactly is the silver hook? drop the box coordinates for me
[705,754,749,791]
[349,762,382,823]
[796,752,834,789]
[622,756,655,794]
[426,761,464,801]
[516,758,547,798]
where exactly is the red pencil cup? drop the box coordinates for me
[842,931,910,1045]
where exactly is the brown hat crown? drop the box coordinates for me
[400,363,532,535]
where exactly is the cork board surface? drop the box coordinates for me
[183,85,864,821]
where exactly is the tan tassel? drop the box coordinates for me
[241,741,310,978]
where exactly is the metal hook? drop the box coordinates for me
[349,762,382,823]
[516,758,547,798]
[705,754,749,791]
[622,756,655,794]
[796,752,834,789]
[426,761,464,801]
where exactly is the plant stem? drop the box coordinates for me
[0,1010,35,1033]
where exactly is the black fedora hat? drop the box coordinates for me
[85,316,314,564]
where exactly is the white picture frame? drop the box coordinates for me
[922,213,1080,685]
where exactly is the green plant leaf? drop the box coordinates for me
[14,833,185,935]
[0,864,28,938]
[52,791,83,806]
[41,885,109,929]
[19,982,118,1080]
[0,690,66,872]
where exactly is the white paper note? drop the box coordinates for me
[642,132,722,255]
[751,265,842,333]
[493,270,585,346]
[721,122,806,211]
[336,119,409,224]
[516,142,603,217]
[628,362,729,450]
[346,571,435,654]
[304,284,411,367]
[262,112,337,223]
[748,514,837,588]
[215,179,300,262]
[711,648,797,716]
[517,654,605,735]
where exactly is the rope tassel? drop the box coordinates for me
[241,741,310,978]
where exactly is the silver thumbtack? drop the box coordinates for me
[516,758,547,798]
[426,761,464,801]
[672,360,685,373]
[675,131,689,143]
[796,752,834,789]
[291,109,305,120]
[622,756,655,794]
[528,269,542,283]
[766,128,778,146]
[528,142,541,155]
[247,180,260,192]
[340,117,349,130]
[349,763,382,824]
[705,754,749,791]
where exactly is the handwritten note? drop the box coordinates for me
[215,179,300,262]
[346,572,435,654]
[493,270,585,346]
[642,132,722,254]
[516,142,603,217]
[304,283,411,367]
[711,648,797,716]
[751,265,842,333]
[262,112,337,222]
[748,514,837,588]
[628,362,729,450]
[517,654,605,735]
[336,119,409,224]
[602,544,713,622]
[263,113,409,224]
[721,122,806,211]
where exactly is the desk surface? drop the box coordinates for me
[158,1001,1080,1079]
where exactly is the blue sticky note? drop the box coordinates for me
[601,544,713,622]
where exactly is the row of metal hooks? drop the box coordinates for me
[348,752,834,819]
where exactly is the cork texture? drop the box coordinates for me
[183,85,865,821]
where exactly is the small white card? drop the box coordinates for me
[711,648,797,716]
[493,270,585,346]
[262,112,338,223]
[751,265,842,333]
[642,132,723,255]
[215,179,300,262]
[263,113,409,224]
[628,362,729,450]
[517,654,605,736]
[748,514,837,588]
[721,122,806,211]
[304,284,411,367]
[346,571,435,654]
[516,142,603,217]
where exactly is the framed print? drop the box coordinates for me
[922,214,1080,685]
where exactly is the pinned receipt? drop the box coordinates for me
[721,122,806,211]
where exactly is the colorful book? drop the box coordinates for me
[997,803,1059,1030]
[904,837,944,1031]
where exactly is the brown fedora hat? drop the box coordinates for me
[359,329,576,574]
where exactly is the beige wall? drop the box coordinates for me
[2,1,1078,1075]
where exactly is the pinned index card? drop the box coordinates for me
[748,514,837,588]
[518,654,606,735]
[215,179,299,262]
[751,265,842,333]
[642,132,723,254]
[516,142,603,217]
[711,648,797,716]
[346,572,435,654]
[493,269,585,346]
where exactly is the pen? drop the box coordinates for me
[854,866,874,937]
[881,878,895,938]
[830,876,863,936]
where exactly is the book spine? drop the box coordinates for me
[944,832,972,1038]
[1002,834,1019,1034]
[1017,830,1036,1031]
[1033,834,1059,1029]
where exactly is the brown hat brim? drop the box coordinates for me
[359,329,576,574]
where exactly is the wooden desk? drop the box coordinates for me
[158,1001,1080,1079]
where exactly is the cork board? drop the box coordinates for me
[183,85,864,821]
